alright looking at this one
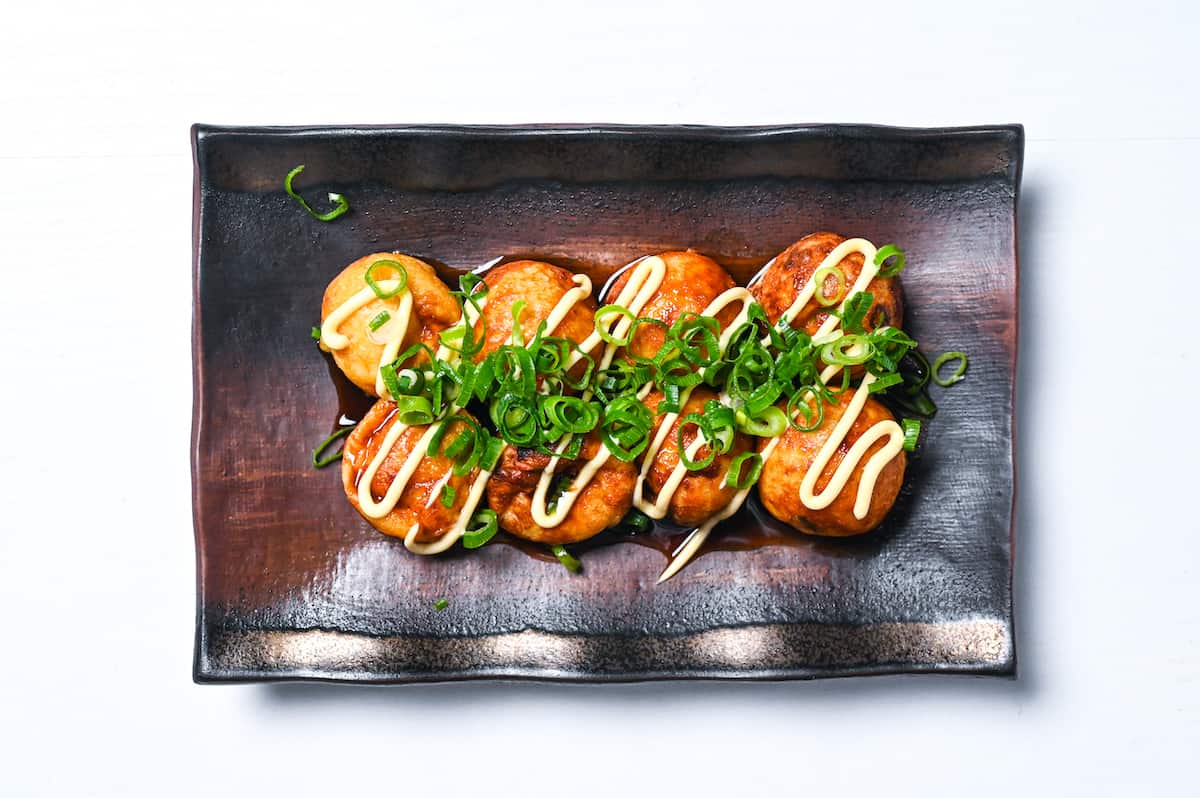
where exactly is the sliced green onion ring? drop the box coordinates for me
[284,164,350,222]
[594,304,636,345]
[312,425,355,468]
[735,406,788,438]
[364,259,409,299]
[931,351,969,386]
[813,265,847,307]
[874,244,906,278]
[462,509,499,549]
[677,414,717,471]
[724,452,764,490]
[787,386,824,432]
[440,483,457,508]
[820,334,874,366]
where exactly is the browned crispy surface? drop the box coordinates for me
[756,392,906,537]
[486,435,636,544]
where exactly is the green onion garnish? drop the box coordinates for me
[677,413,718,471]
[820,334,874,367]
[311,326,322,341]
[462,509,499,549]
[874,244,906,278]
[550,544,582,574]
[619,509,652,534]
[284,164,349,222]
[840,291,874,334]
[735,406,788,438]
[786,386,824,432]
[440,483,457,508]
[931,351,968,386]
[813,265,847,307]
[311,425,355,468]
[901,418,921,451]
[724,452,763,490]
[368,310,391,332]
[434,598,449,611]
[594,304,636,345]
[364,259,408,299]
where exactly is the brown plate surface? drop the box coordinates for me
[192,123,1021,682]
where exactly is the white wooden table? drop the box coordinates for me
[1,0,1196,794]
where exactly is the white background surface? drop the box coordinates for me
[1,0,1197,795]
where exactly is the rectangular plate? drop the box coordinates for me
[192,123,1021,682]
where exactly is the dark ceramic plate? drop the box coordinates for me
[192,123,1021,683]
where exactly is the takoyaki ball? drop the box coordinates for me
[473,260,597,360]
[486,435,637,545]
[321,252,460,396]
[606,250,739,361]
[751,232,903,338]
[756,392,906,537]
[642,387,754,527]
[342,400,483,542]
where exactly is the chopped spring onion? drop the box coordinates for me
[510,299,528,344]
[599,395,652,462]
[677,413,717,471]
[434,599,449,611]
[595,304,636,345]
[735,406,788,437]
[311,425,355,468]
[364,259,408,299]
[440,483,457,508]
[311,326,322,341]
[620,509,652,534]
[787,386,824,432]
[550,544,582,574]
[368,310,391,332]
[840,291,875,334]
[820,334,874,367]
[462,509,499,549]
[395,396,435,426]
[931,351,969,386]
[901,418,921,452]
[867,372,904,393]
[874,244,906,278]
[724,452,763,490]
[813,265,847,307]
[284,164,349,222]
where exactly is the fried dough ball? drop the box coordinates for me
[641,387,754,527]
[321,253,460,396]
[474,260,598,360]
[756,392,906,537]
[342,400,483,542]
[750,232,903,337]
[606,250,739,360]
[486,435,636,545]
